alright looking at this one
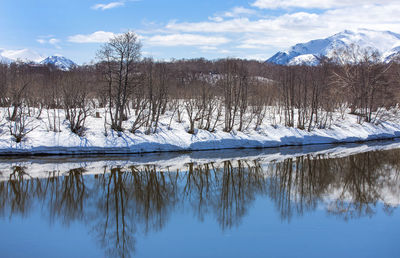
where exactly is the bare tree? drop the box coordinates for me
[184,85,203,134]
[279,66,295,127]
[0,63,7,106]
[221,59,248,132]
[143,60,169,134]
[332,44,391,123]
[6,64,31,121]
[61,68,92,136]
[8,105,37,143]
[97,31,142,132]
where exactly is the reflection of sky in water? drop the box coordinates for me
[136,198,399,258]
[1,197,398,258]
[0,143,400,258]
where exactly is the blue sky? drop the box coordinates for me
[1,0,400,64]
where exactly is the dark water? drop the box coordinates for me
[0,142,400,258]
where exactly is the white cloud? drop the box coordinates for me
[199,46,218,51]
[68,31,117,43]
[207,6,257,24]
[164,3,400,49]
[218,49,231,54]
[208,16,223,22]
[92,1,124,10]
[37,37,61,49]
[251,0,400,9]
[242,53,271,60]
[166,12,320,35]
[223,6,257,17]
[145,34,230,46]
[48,38,60,45]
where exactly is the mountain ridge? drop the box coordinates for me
[0,49,76,70]
[40,55,77,71]
[267,29,400,65]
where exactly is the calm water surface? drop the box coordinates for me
[0,141,400,258]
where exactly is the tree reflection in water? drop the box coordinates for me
[0,148,399,257]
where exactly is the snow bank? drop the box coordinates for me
[1,107,400,155]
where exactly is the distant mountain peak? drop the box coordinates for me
[40,55,77,71]
[0,48,77,70]
[267,29,400,65]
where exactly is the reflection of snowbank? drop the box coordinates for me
[1,139,400,180]
[1,140,400,209]
[1,107,400,155]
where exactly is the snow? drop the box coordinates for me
[1,107,400,155]
[267,28,400,65]
[288,54,319,66]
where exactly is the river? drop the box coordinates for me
[1,140,400,257]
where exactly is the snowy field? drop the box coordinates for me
[1,106,400,155]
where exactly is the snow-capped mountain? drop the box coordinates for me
[267,29,400,65]
[39,55,77,71]
[0,48,44,63]
[0,48,77,70]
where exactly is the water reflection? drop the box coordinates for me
[265,151,400,221]
[0,146,399,257]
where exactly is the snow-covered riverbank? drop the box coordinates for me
[1,107,400,155]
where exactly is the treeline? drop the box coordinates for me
[0,32,400,140]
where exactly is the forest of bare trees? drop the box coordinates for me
[1,32,400,142]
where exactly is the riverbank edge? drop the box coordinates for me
[1,127,400,156]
